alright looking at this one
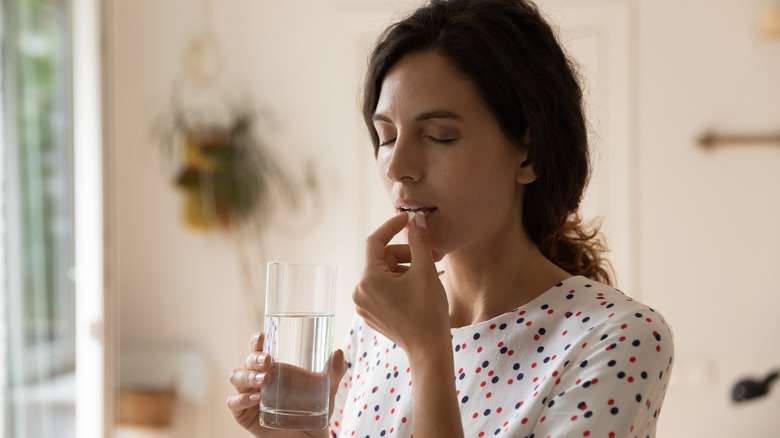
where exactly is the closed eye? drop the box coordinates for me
[378,138,396,147]
[426,136,457,145]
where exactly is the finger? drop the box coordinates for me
[365,213,409,267]
[384,244,411,271]
[229,368,267,391]
[243,351,271,371]
[249,331,264,352]
[226,392,262,415]
[407,212,437,273]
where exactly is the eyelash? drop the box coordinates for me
[427,136,456,145]
[377,136,456,147]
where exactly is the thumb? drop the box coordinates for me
[328,349,347,403]
[407,212,436,271]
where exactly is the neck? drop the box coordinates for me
[441,224,569,328]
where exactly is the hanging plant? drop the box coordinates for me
[150,0,309,236]
[149,1,320,331]
[161,106,302,233]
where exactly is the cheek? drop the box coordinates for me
[450,166,518,211]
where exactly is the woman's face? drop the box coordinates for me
[373,50,533,258]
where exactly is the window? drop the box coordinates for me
[1,0,76,436]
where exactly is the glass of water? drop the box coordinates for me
[259,262,337,430]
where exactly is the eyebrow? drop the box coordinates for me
[372,110,462,123]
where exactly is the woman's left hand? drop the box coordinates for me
[352,212,450,357]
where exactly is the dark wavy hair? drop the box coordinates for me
[362,0,613,285]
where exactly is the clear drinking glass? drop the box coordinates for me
[259,262,337,430]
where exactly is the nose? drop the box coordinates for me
[383,135,423,183]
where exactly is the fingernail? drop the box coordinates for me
[407,211,416,223]
[256,353,268,364]
[414,212,427,229]
[250,332,261,343]
[249,393,261,401]
[255,372,265,383]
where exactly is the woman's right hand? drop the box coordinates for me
[226,332,347,438]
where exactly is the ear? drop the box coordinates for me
[515,130,538,185]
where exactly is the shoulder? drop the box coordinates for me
[528,278,675,436]
[563,276,672,332]
[563,276,675,375]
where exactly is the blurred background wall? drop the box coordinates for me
[106,0,780,436]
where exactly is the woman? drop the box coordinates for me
[228,0,674,436]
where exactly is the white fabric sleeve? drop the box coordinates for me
[528,311,674,437]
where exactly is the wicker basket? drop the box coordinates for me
[118,387,177,428]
